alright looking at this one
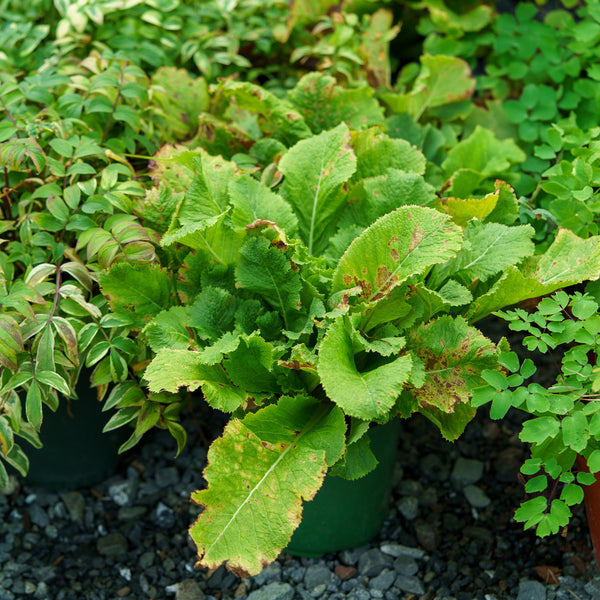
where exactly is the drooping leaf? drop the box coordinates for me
[331,205,463,305]
[405,316,500,421]
[279,122,356,255]
[189,400,342,577]
[144,349,247,412]
[0,315,24,371]
[318,316,412,420]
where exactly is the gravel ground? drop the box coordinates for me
[1,395,599,600]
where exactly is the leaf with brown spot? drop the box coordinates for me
[406,315,500,439]
[189,397,343,577]
[332,205,463,310]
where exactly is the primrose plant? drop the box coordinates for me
[96,75,600,577]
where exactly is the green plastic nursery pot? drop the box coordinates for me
[286,418,401,557]
[24,375,126,490]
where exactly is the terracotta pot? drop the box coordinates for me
[576,455,600,569]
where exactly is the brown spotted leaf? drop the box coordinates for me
[331,205,463,307]
[406,316,500,438]
[189,397,344,577]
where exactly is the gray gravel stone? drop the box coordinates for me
[156,466,179,488]
[339,546,368,566]
[517,580,546,600]
[252,562,282,586]
[396,496,419,520]
[347,587,370,600]
[420,453,450,481]
[108,479,137,506]
[27,504,49,528]
[357,548,393,577]
[118,505,147,520]
[247,582,294,600]
[395,574,425,594]
[96,532,128,557]
[155,502,176,528]
[175,578,205,600]
[304,565,333,590]
[463,484,491,508]
[451,457,484,486]
[380,542,425,560]
[584,576,600,597]
[60,491,85,524]
[394,556,419,576]
[370,569,395,591]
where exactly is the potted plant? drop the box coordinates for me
[0,53,190,489]
[95,72,600,577]
[473,287,600,568]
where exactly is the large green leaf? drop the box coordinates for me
[287,72,385,134]
[405,316,499,436]
[467,229,600,322]
[435,180,520,227]
[189,399,343,576]
[331,205,463,304]
[229,174,298,234]
[151,67,209,140]
[162,212,244,266]
[352,128,426,180]
[318,316,412,420]
[144,349,247,412]
[279,123,356,256]
[177,152,236,226]
[428,221,534,288]
[442,126,525,178]
[340,169,436,231]
[235,236,302,330]
[380,55,475,121]
[99,263,171,325]
[143,306,192,352]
